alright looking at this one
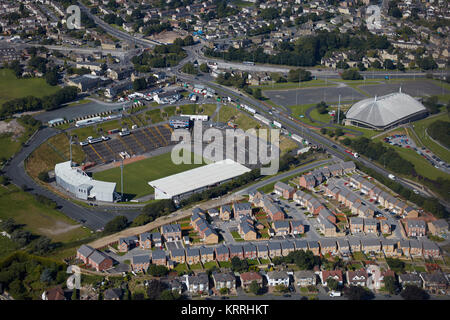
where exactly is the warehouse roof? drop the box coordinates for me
[55,161,116,198]
[345,92,427,129]
[148,159,251,199]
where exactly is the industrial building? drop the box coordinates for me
[344,91,428,130]
[148,159,251,202]
[54,161,117,202]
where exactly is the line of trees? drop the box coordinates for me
[0,86,78,119]
[427,120,449,149]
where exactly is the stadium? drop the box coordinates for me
[55,161,118,202]
[344,91,428,130]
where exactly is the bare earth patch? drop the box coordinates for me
[38,221,82,236]
[0,119,25,140]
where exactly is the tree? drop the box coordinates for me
[11,229,32,247]
[71,289,78,300]
[335,128,344,137]
[199,63,209,73]
[181,62,197,75]
[383,276,398,295]
[146,279,166,300]
[288,68,312,82]
[160,289,181,300]
[38,171,50,183]
[386,258,405,273]
[327,278,339,291]
[316,101,328,114]
[371,60,382,69]
[148,264,169,277]
[133,78,147,91]
[400,285,429,300]
[252,88,262,100]
[249,280,261,295]
[40,268,55,284]
[344,285,374,300]
[383,59,395,70]
[274,284,289,293]
[341,69,363,80]
[342,137,352,146]
[104,216,128,234]
[219,287,229,295]
[1,218,19,233]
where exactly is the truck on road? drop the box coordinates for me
[388,174,396,180]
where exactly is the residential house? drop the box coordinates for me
[186,248,201,265]
[240,272,263,289]
[349,239,361,253]
[199,246,215,263]
[256,244,269,259]
[263,197,285,221]
[151,232,162,248]
[170,248,186,264]
[346,269,369,287]
[103,288,123,300]
[428,219,449,236]
[325,164,344,176]
[405,219,427,237]
[422,240,440,258]
[294,240,309,252]
[212,272,236,291]
[132,255,151,272]
[88,250,113,272]
[294,271,317,287]
[381,239,397,257]
[281,241,295,257]
[319,239,337,256]
[268,242,282,258]
[151,249,167,266]
[274,181,295,199]
[238,215,258,241]
[139,232,152,249]
[184,273,209,294]
[403,206,419,218]
[362,239,381,254]
[306,198,325,215]
[419,273,448,294]
[220,205,232,220]
[308,241,320,256]
[317,213,337,237]
[272,220,290,236]
[215,245,230,262]
[298,174,317,190]
[243,243,258,260]
[350,217,364,234]
[337,239,350,256]
[77,245,95,264]
[380,221,391,235]
[320,270,343,286]
[42,287,66,300]
[393,200,408,215]
[364,218,378,234]
[399,273,422,288]
[229,244,244,260]
[290,220,305,235]
[293,190,307,205]
[233,202,252,218]
[118,236,138,252]
[266,271,290,287]
[409,239,423,256]
[161,224,182,242]
[398,240,410,257]
[208,208,219,218]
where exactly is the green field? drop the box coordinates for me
[251,79,331,91]
[215,104,261,130]
[0,185,92,244]
[93,151,206,199]
[410,113,450,163]
[0,68,60,106]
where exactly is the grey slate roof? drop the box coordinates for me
[268,242,281,251]
[88,250,110,265]
[152,249,166,260]
[186,247,200,257]
[78,244,95,258]
[132,254,150,264]
[215,245,229,255]
[171,248,186,258]
[294,240,308,250]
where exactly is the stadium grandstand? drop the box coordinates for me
[344,90,428,130]
[148,159,251,202]
[55,161,118,202]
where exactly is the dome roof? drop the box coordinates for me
[345,92,427,128]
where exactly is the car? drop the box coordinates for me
[332,145,337,149]
[283,294,291,298]
[413,189,419,195]
[329,291,341,297]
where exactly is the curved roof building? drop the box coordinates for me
[344,91,428,130]
[55,161,117,202]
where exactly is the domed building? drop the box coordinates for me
[344,90,428,130]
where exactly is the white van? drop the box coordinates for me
[329,291,341,297]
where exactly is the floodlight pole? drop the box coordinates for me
[69,135,72,166]
[120,158,124,198]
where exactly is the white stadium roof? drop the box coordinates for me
[345,91,427,129]
[54,161,116,197]
[148,159,251,199]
